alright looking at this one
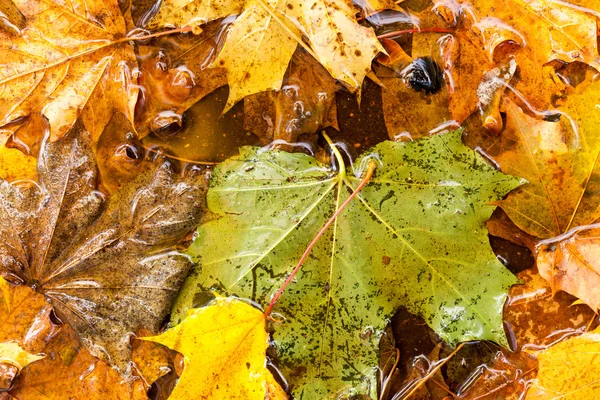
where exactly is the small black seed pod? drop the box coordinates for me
[404,57,444,95]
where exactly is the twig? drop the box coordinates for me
[264,145,378,316]
[403,343,465,399]
[377,28,454,40]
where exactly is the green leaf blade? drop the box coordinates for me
[175,131,524,399]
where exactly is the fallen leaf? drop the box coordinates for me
[0,0,138,151]
[286,0,385,91]
[0,120,210,373]
[0,0,25,33]
[378,21,455,139]
[0,139,37,182]
[96,112,150,194]
[213,0,298,111]
[464,90,600,239]
[143,297,286,400]
[463,0,600,71]
[526,326,600,400]
[456,347,536,399]
[134,24,228,136]
[0,343,44,371]
[355,0,403,13]
[173,131,522,397]
[435,0,599,112]
[504,268,597,351]
[244,49,339,144]
[536,224,600,312]
[0,277,142,399]
[149,0,244,30]
[150,0,383,110]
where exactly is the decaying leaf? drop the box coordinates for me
[214,0,298,111]
[143,297,286,400]
[150,0,383,110]
[378,21,455,139]
[173,131,522,398]
[0,0,138,151]
[433,0,600,114]
[244,49,339,144]
[504,268,597,351]
[459,0,600,71]
[0,277,144,399]
[526,326,600,399]
[0,120,210,373]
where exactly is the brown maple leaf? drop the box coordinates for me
[0,120,209,373]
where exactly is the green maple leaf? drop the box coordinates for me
[173,131,524,398]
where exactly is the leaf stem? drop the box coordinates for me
[376,27,454,40]
[323,132,346,179]
[264,160,378,317]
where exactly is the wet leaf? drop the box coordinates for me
[151,0,383,110]
[435,0,600,114]
[460,0,600,71]
[526,326,600,399]
[0,140,36,182]
[456,348,536,399]
[536,224,600,311]
[213,0,298,111]
[0,277,142,399]
[504,268,597,351]
[0,343,44,371]
[143,297,286,400]
[0,0,138,151]
[244,49,339,144]
[378,21,455,139]
[466,91,600,239]
[173,131,522,398]
[0,120,210,373]
[135,24,228,136]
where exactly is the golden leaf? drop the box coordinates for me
[150,0,383,110]
[0,277,145,399]
[526,326,600,399]
[143,297,286,400]
[286,0,385,90]
[0,0,138,150]
[215,0,298,111]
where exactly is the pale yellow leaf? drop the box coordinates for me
[0,342,45,371]
[287,0,385,91]
[149,0,244,29]
[214,0,297,111]
[142,297,286,400]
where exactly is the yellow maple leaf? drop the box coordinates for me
[0,342,45,371]
[142,297,287,400]
[527,327,600,399]
[0,0,138,148]
[150,0,383,110]
[214,0,298,111]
